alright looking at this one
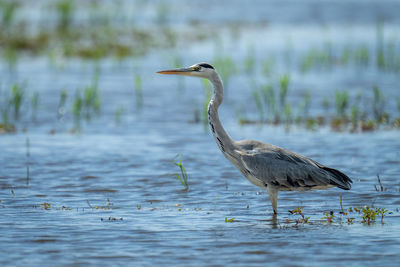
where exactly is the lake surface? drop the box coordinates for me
[1,0,400,266]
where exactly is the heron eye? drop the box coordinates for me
[192,66,201,71]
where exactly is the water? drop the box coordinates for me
[1,130,400,266]
[1,1,400,266]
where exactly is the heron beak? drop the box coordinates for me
[157,67,195,76]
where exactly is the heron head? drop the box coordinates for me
[157,62,215,79]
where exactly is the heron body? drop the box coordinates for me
[158,63,352,214]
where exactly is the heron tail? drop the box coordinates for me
[322,167,353,190]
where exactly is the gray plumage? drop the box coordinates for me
[158,62,352,214]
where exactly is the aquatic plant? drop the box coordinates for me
[105,198,113,208]
[174,203,184,211]
[346,205,390,225]
[134,74,143,111]
[0,0,199,60]
[40,202,51,210]
[334,91,349,118]
[252,90,264,122]
[31,92,39,121]
[251,82,278,123]
[354,46,369,66]
[372,86,387,123]
[289,207,310,224]
[376,19,385,69]
[213,56,236,90]
[360,119,376,132]
[304,118,318,131]
[279,74,290,112]
[58,89,68,120]
[173,155,189,190]
[283,103,293,129]
[361,206,377,225]
[350,105,359,131]
[395,98,400,127]
[0,114,14,133]
[1,2,400,137]
[114,105,125,124]
[87,198,114,210]
[70,80,101,130]
[225,217,236,223]
[261,84,277,122]
[300,52,314,72]
[55,0,75,30]
[347,217,355,224]
[251,74,290,124]
[83,84,101,121]
[72,90,83,130]
[243,77,400,132]
[297,35,400,72]
[349,92,362,131]
[3,45,18,71]
[340,47,351,65]
[322,211,335,223]
[376,208,388,224]
[300,47,332,72]
[298,90,311,121]
[261,57,274,77]
[156,2,169,25]
[320,201,391,225]
[0,86,12,132]
[10,84,24,120]
[100,201,113,211]
[0,0,18,28]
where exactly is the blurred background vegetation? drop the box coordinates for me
[1,0,399,134]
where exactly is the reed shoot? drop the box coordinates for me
[173,156,189,190]
[134,74,143,111]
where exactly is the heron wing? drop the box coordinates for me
[235,140,352,190]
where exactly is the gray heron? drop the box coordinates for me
[158,62,352,214]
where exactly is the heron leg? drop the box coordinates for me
[266,186,278,214]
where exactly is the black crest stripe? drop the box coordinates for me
[199,63,214,69]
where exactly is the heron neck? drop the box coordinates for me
[207,73,235,153]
